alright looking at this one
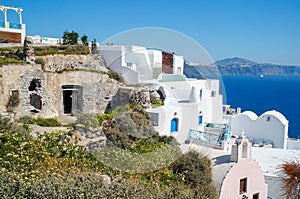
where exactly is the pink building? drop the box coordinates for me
[190,133,268,199]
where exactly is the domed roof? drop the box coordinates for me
[261,110,288,125]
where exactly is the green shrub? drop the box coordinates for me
[34,45,89,56]
[0,106,217,198]
[172,150,217,198]
[107,70,125,83]
[97,112,113,125]
[0,57,26,66]
[35,57,45,66]
[150,93,164,107]
[18,116,36,124]
[18,116,62,127]
[35,117,62,127]
[75,113,100,128]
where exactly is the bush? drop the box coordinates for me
[35,117,62,127]
[0,57,26,66]
[34,45,90,56]
[172,150,217,198]
[18,116,62,127]
[62,30,79,45]
[107,70,125,83]
[35,57,45,66]
[0,47,25,66]
[75,113,100,128]
[150,93,164,107]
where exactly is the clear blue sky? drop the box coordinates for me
[1,0,299,65]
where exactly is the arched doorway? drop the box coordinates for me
[170,118,178,132]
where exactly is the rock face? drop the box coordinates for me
[0,54,121,119]
[109,86,153,110]
[23,36,35,62]
[41,54,107,73]
[130,87,152,108]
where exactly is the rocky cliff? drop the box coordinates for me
[184,57,300,77]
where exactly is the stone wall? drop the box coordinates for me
[0,54,120,120]
[0,64,33,113]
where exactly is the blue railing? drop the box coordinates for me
[9,22,21,29]
[189,129,224,146]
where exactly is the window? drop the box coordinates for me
[177,67,182,74]
[198,115,203,124]
[266,116,270,122]
[240,178,247,194]
[199,89,203,101]
[253,193,259,199]
[211,91,216,97]
[149,112,159,126]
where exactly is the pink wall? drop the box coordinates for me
[219,158,268,199]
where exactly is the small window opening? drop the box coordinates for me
[240,178,247,194]
[28,78,41,91]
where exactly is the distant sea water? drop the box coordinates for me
[222,76,300,139]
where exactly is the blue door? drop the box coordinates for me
[171,118,178,132]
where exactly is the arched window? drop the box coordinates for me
[242,142,248,158]
[170,118,178,132]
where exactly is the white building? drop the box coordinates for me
[100,45,223,143]
[100,44,299,150]
[146,74,223,144]
[0,5,26,43]
[227,110,300,150]
[99,45,184,83]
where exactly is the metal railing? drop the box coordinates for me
[189,129,224,146]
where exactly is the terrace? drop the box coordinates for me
[0,5,26,43]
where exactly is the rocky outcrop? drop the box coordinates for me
[109,86,153,110]
[130,87,152,108]
[23,36,35,62]
[40,54,108,73]
[0,53,121,119]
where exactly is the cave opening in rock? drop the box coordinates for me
[30,93,42,110]
[28,78,41,91]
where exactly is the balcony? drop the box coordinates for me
[9,22,22,29]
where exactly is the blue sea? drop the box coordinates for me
[221,76,300,139]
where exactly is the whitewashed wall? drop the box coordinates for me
[230,110,289,149]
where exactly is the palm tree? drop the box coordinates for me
[280,161,300,199]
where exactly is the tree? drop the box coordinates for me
[62,30,79,45]
[91,38,98,54]
[281,161,300,199]
[81,34,88,46]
